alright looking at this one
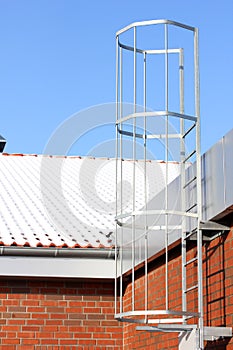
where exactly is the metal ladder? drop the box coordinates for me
[177,29,204,345]
[181,120,204,349]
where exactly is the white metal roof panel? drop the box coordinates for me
[0,154,180,248]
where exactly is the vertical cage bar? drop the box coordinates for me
[115,35,119,316]
[131,25,137,311]
[180,48,187,321]
[164,23,169,311]
[194,28,204,350]
[143,51,148,318]
[119,46,123,315]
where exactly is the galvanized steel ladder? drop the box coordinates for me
[114,19,232,350]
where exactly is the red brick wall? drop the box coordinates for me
[122,226,233,350]
[0,279,122,350]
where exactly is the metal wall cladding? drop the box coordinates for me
[202,138,225,221]
[202,128,233,221]
[155,127,233,223]
[224,128,233,212]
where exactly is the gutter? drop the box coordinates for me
[0,246,115,259]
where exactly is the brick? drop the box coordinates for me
[69,301,83,307]
[8,306,26,312]
[41,325,58,332]
[35,332,54,339]
[2,325,20,332]
[2,338,20,344]
[26,319,44,325]
[45,294,62,300]
[41,339,59,345]
[83,307,101,313]
[27,294,44,300]
[46,307,64,313]
[78,339,96,345]
[6,333,18,341]
[87,314,105,320]
[31,313,49,319]
[54,332,72,339]
[27,307,45,312]
[21,300,39,306]
[50,313,67,319]
[65,307,83,313]
[22,326,40,332]
[12,312,30,319]
[41,300,58,307]
[22,339,39,345]
[45,319,63,325]
[8,319,25,325]
[73,332,92,339]
[60,340,78,345]
[17,332,36,339]
[2,300,18,306]
[68,313,86,319]
[95,333,111,339]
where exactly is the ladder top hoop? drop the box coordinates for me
[116,19,196,37]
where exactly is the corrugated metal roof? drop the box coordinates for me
[0,154,180,248]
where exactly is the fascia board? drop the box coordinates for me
[0,256,115,279]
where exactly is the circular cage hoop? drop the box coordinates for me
[115,309,200,325]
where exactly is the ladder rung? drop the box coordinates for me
[184,257,198,266]
[183,176,197,189]
[186,203,197,212]
[184,229,197,240]
[182,123,196,139]
[184,228,197,240]
[183,315,195,321]
[183,150,196,163]
[185,284,198,293]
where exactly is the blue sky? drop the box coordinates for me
[0,0,232,156]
